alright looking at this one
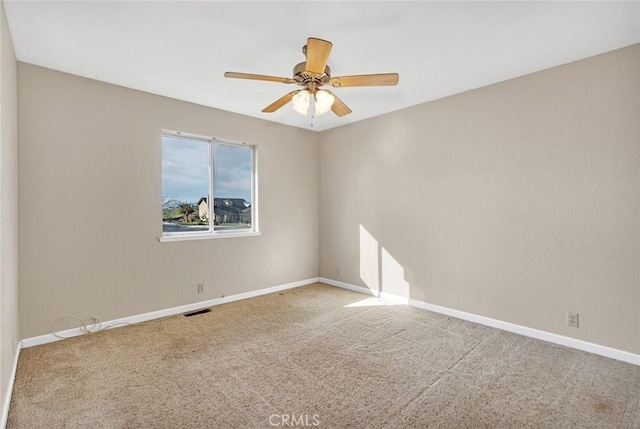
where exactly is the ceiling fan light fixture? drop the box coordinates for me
[225,37,399,118]
[314,90,335,116]
[291,90,310,115]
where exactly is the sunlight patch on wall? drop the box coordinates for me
[381,247,410,299]
[359,225,380,293]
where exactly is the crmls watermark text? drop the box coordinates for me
[269,414,320,427]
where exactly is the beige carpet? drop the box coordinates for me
[8,283,640,428]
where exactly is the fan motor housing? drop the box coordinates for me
[293,62,331,85]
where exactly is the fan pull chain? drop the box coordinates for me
[309,93,317,128]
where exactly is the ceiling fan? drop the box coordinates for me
[224,37,399,118]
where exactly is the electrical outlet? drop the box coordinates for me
[567,311,579,327]
[197,283,204,294]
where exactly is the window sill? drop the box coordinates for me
[158,231,261,243]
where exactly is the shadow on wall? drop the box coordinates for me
[359,225,411,300]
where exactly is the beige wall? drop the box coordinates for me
[16,43,640,356]
[0,0,19,411]
[18,64,320,338]
[320,44,640,354]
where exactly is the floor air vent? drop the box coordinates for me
[184,308,211,317]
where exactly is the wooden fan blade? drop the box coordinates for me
[225,72,295,84]
[326,91,352,117]
[330,73,399,87]
[262,90,300,113]
[305,38,332,75]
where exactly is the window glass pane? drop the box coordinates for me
[213,144,252,230]
[162,136,210,233]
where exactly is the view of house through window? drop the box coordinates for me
[162,132,255,236]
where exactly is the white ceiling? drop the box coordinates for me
[4,1,640,132]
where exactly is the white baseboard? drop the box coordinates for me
[319,277,410,305]
[19,275,640,366]
[21,277,320,349]
[1,341,21,429]
[380,291,410,305]
[319,277,376,296]
[321,277,640,366]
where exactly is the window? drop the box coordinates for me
[161,130,257,241]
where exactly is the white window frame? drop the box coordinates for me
[159,129,259,242]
